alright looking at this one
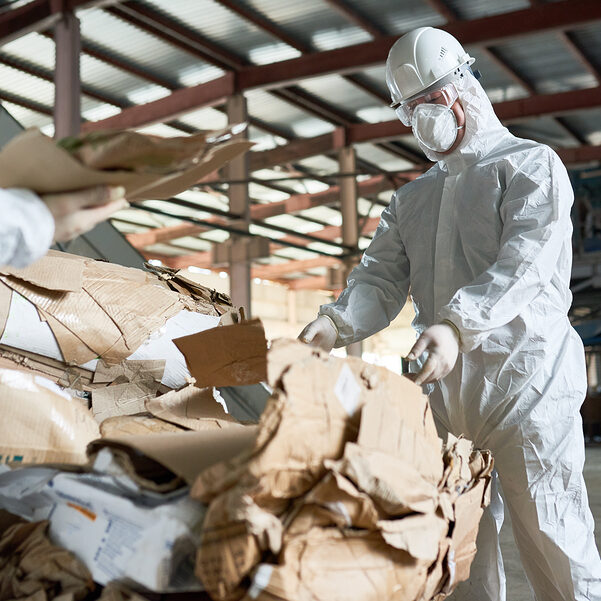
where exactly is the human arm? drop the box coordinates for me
[314,194,411,348]
[438,146,572,352]
[0,185,127,268]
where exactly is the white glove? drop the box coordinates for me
[407,322,459,385]
[298,315,338,352]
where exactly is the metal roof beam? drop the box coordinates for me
[105,2,246,70]
[245,87,601,169]
[83,0,601,132]
[237,0,601,91]
[322,0,384,38]
[81,73,235,132]
[0,0,110,45]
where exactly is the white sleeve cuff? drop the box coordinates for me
[0,188,55,268]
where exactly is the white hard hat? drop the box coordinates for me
[386,27,475,107]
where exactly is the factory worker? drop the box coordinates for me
[0,185,127,268]
[299,26,601,600]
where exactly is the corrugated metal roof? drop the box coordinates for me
[244,0,370,51]
[296,74,384,120]
[445,0,530,20]
[344,0,444,35]
[246,88,334,137]
[143,0,298,65]
[493,32,597,94]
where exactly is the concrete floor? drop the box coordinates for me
[493,446,601,599]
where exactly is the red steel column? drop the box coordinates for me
[54,8,81,138]
[339,146,362,357]
[226,94,252,315]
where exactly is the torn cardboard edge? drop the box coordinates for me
[174,319,268,388]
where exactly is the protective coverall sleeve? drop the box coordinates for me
[0,188,55,268]
[319,194,410,347]
[438,147,572,353]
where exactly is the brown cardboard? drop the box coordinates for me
[91,379,158,422]
[191,339,493,601]
[89,426,258,487]
[174,319,268,388]
[242,530,430,601]
[0,127,252,201]
[330,442,440,516]
[145,385,242,431]
[93,359,165,384]
[99,415,184,437]
[0,251,193,365]
[0,367,99,465]
[0,510,94,601]
[0,345,95,391]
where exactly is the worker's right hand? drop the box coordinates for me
[407,323,459,385]
[42,185,128,243]
[298,315,338,352]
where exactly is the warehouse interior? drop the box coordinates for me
[0,0,601,597]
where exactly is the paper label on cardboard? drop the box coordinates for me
[248,564,274,599]
[334,364,361,416]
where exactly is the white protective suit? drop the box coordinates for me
[0,188,54,268]
[320,71,601,600]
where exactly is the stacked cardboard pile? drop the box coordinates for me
[189,339,493,601]
[0,254,492,600]
[0,250,242,464]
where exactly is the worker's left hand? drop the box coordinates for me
[406,323,459,385]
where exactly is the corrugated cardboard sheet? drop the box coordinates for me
[178,335,493,601]
[0,251,230,368]
[0,368,99,466]
[0,127,253,201]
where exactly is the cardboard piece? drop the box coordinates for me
[190,339,492,601]
[174,319,268,388]
[92,380,159,423]
[0,464,205,592]
[0,127,252,201]
[0,252,225,388]
[99,415,184,437]
[89,427,259,488]
[0,510,94,601]
[0,368,99,466]
[146,385,243,431]
[243,530,430,601]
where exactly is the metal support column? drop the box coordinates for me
[226,94,252,315]
[54,9,81,138]
[339,146,362,357]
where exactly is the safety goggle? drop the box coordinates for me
[392,82,459,127]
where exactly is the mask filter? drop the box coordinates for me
[411,103,461,153]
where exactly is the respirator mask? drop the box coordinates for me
[393,81,464,153]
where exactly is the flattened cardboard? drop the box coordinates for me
[0,252,185,365]
[94,359,166,384]
[90,427,258,486]
[99,415,184,437]
[0,128,252,201]
[0,368,99,465]
[146,385,242,430]
[92,379,159,422]
[0,251,84,292]
[175,319,267,388]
